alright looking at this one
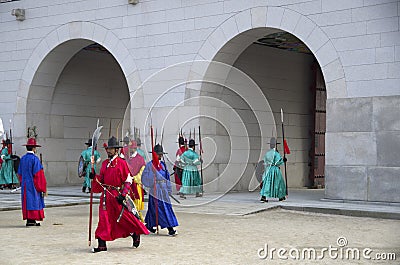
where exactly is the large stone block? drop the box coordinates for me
[325,132,376,166]
[46,162,68,186]
[326,98,372,132]
[218,163,243,193]
[347,79,400,98]
[325,166,368,200]
[338,48,375,67]
[373,96,400,131]
[376,131,400,167]
[368,167,400,202]
[50,115,64,138]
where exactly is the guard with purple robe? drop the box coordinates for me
[142,144,178,236]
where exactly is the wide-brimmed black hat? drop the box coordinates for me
[150,144,168,155]
[85,139,92,146]
[120,136,130,145]
[106,136,122,148]
[177,136,185,145]
[188,139,198,147]
[4,139,13,145]
[267,137,281,144]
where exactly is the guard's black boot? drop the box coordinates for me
[82,187,86,193]
[260,196,268,203]
[87,188,91,194]
[93,238,107,253]
[147,226,156,233]
[167,227,177,236]
[26,219,40,226]
[131,233,140,248]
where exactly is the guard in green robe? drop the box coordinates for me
[135,138,147,162]
[81,139,101,193]
[179,139,202,198]
[0,139,18,188]
[260,137,286,202]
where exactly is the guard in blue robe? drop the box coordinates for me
[17,138,47,226]
[142,144,178,236]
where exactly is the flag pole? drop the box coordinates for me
[281,109,288,196]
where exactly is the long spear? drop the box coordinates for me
[280,109,288,196]
[88,120,103,246]
[150,118,159,234]
[9,119,12,155]
[198,126,204,195]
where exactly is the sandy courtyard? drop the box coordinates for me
[0,204,399,265]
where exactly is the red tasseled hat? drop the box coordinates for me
[22,138,41,147]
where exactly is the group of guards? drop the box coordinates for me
[78,133,204,252]
[14,129,288,253]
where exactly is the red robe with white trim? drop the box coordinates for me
[92,156,149,241]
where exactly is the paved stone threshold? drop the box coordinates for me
[1,189,399,220]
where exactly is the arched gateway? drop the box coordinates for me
[192,7,347,195]
[15,22,141,185]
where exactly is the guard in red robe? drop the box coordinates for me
[126,140,146,221]
[90,136,149,253]
[173,136,186,193]
[17,138,47,226]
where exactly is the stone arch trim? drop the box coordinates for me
[195,6,347,99]
[17,21,140,115]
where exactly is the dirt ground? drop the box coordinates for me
[0,205,399,265]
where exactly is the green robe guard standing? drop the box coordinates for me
[260,137,286,202]
[179,139,202,198]
[135,138,147,162]
[81,139,101,193]
[0,140,18,187]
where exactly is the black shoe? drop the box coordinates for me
[180,194,186,199]
[195,193,202,197]
[92,246,107,253]
[82,187,86,193]
[260,196,268,203]
[26,220,40,226]
[279,197,286,201]
[147,226,156,233]
[92,239,107,253]
[167,227,177,236]
[87,188,91,194]
[131,234,140,248]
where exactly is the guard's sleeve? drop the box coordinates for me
[33,169,47,193]
[33,158,46,193]
[141,162,153,188]
[166,170,172,194]
[193,152,201,166]
[275,151,284,166]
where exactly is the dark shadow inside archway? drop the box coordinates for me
[26,40,129,186]
[201,27,326,191]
